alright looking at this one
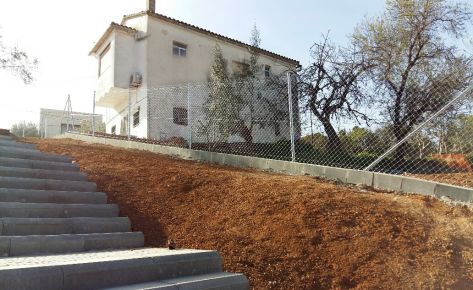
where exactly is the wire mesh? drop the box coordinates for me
[297,70,473,188]
[148,76,296,158]
[59,70,473,190]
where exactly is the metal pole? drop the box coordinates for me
[22,121,25,138]
[128,88,131,141]
[187,83,192,149]
[69,95,75,132]
[44,118,48,138]
[364,84,473,171]
[92,91,96,136]
[287,72,296,162]
[66,95,70,132]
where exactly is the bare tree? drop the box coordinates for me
[352,0,473,161]
[299,34,373,151]
[0,33,38,84]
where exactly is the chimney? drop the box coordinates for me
[146,0,156,13]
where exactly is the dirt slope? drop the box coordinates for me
[29,138,473,289]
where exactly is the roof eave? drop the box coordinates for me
[122,11,300,67]
[89,23,137,56]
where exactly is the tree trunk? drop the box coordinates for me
[237,121,253,143]
[393,123,410,170]
[321,119,342,151]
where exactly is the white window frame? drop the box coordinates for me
[264,65,271,78]
[172,42,187,57]
[98,43,111,77]
[133,107,140,128]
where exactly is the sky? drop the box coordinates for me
[0,0,391,129]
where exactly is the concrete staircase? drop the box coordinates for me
[0,134,249,290]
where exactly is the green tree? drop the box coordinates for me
[10,122,39,137]
[200,44,241,148]
[431,113,473,154]
[232,24,263,143]
[341,127,376,154]
[79,119,106,134]
[301,132,327,150]
[353,0,473,161]
[204,25,289,144]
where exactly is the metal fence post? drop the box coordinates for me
[187,83,192,149]
[128,88,131,141]
[92,91,96,137]
[287,72,296,162]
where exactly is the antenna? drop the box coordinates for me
[62,95,75,133]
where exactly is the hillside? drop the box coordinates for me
[28,138,473,289]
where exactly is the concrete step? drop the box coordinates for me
[0,217,131,236]
[0,176,96,192]
[105,272,250,290]
[0,135,13,140]
[0,202,118,218]
[0,248,222,290]
[0,144,40,154]
[0,188,107,204]
[0,140,36,149]
[0,147,72,163]
[0,157,80,171]
[0,232,145,257]
[0,166,88,181]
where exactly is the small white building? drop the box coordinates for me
[89,0,300,142]
[39,108,103,138]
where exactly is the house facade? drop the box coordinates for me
[90,0,300,143]
[39,108,103,138]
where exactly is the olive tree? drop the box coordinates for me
[299,34,373,151]
[10,122,39,137]
[352,0,473,161]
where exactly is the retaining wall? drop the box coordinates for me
[60,133,473,203]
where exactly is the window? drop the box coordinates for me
[111,125,116,135]
[172,41,187,56]
[173,107,188,126]
[133,107,140,127]
[120,116,128,135]
[98,43,111,76]
[264,65,271,77]
[274,123,280,136]
[232,60,249,75]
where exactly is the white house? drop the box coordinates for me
[39,108,103,138]
[89,0,300,143]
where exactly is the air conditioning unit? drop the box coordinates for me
[130,73,142,87]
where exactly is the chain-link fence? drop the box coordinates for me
[147,76,299,159]
[93,72,473,189]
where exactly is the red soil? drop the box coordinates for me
[28,138,473,289]
[432,153,473,172]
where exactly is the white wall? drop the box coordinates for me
[96,14,297,142]
[139,15,295,88]
[95,33,115,105]
[103,86,148,138]
[39,108,103,138]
